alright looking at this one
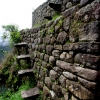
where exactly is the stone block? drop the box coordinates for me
[66,80,95,100]
[63,71,77,81]
[50,37,56,45]
[44,54,49,62]
[46,45,54,55]
[43,35,51,44]
[80,0,94,6]
[54,45,63,50]
[52,50,61,59]
[52,83,62,96]
[63,42,100,53]
[45,77,52,88]
[50,70,58,81]
[66,2,72,9]
[78,77,97,90]
[37,81,44,89]
[59,75,66,88]
[56,60,100,81]
[63,17,71,32]
[79,21,100,41]
[74,53,100,69]
[43,86,50,96]
[53,67,63,74]
[49,56,56,66]
[57,31,69,44]
[62,6,78,18]
[38,44,46,52]
[40,53,45,60]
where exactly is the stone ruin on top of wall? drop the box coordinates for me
[20,0,100,99]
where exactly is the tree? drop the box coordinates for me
[2,24,21,45]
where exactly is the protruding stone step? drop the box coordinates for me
[49,3,61,11]
[21,87,40,99]
[18,69,33,76]
[16,55,30,60]
[44,16,52,20]
[14,42,28,47]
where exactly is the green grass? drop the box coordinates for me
[0,81,31,100]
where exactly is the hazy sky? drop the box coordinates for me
[0,0,47,34]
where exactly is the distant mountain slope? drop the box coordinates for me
[0,44,11,63]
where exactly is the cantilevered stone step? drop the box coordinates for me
[44,16,52,20]
[16,55,30,60]
[18,69,33,76]
[21,87,40,99]
[14,42,28,47]
[49,3,61,11]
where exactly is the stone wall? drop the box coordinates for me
[21,0,100,99]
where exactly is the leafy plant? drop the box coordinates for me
[2,24,21,46]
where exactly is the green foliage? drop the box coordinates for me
[2,24,21,46]
[52,11,61,20]
[0,53,20,89]
[0,81,34,100]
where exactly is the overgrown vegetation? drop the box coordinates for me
[0,50,43,100]
[2,24,21,46]
[0,81,36,100]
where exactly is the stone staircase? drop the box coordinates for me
[14,2,62,99]
[15,42,39,99]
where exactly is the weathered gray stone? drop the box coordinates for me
[59,75,66,88]
[44,77,52,88]
[40,53,45,60]
[49,56,56,66]
[74,53,100,69]
[21,87,40,99]
[38,44,46,52]
[54,45,63,50]
[80,0,94,6]
[63,71,77,81]
[57,31,68,44]
[78,77,97,90]
[50,37,55,45]
[55,25,61,33]
[79,21,100,41]
[66,2,72,9]
[34,38,38,45]
[63,17,71,32]
[44,54,49,62]
[46,20,54,28]
[38,38,43,44]
[52,83,61,95]
[32,43,36,50]
[49,90,56,100]
[63,42,100,53]
[50,70,58,81]
[60,51,74,62]
[62,6,78,18]
[56,60,100,81]
[37,81,44,89]
[66,80,95,100]
[42,61,47,67]
[52,50,61,59]
[46,45,54,55]
[71,95,78,100]
[36,52,40,58]
[43,35,51,44]
[53,67,62,74]
[43,86,50,96]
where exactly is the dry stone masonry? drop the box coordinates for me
[20,0,100,99]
